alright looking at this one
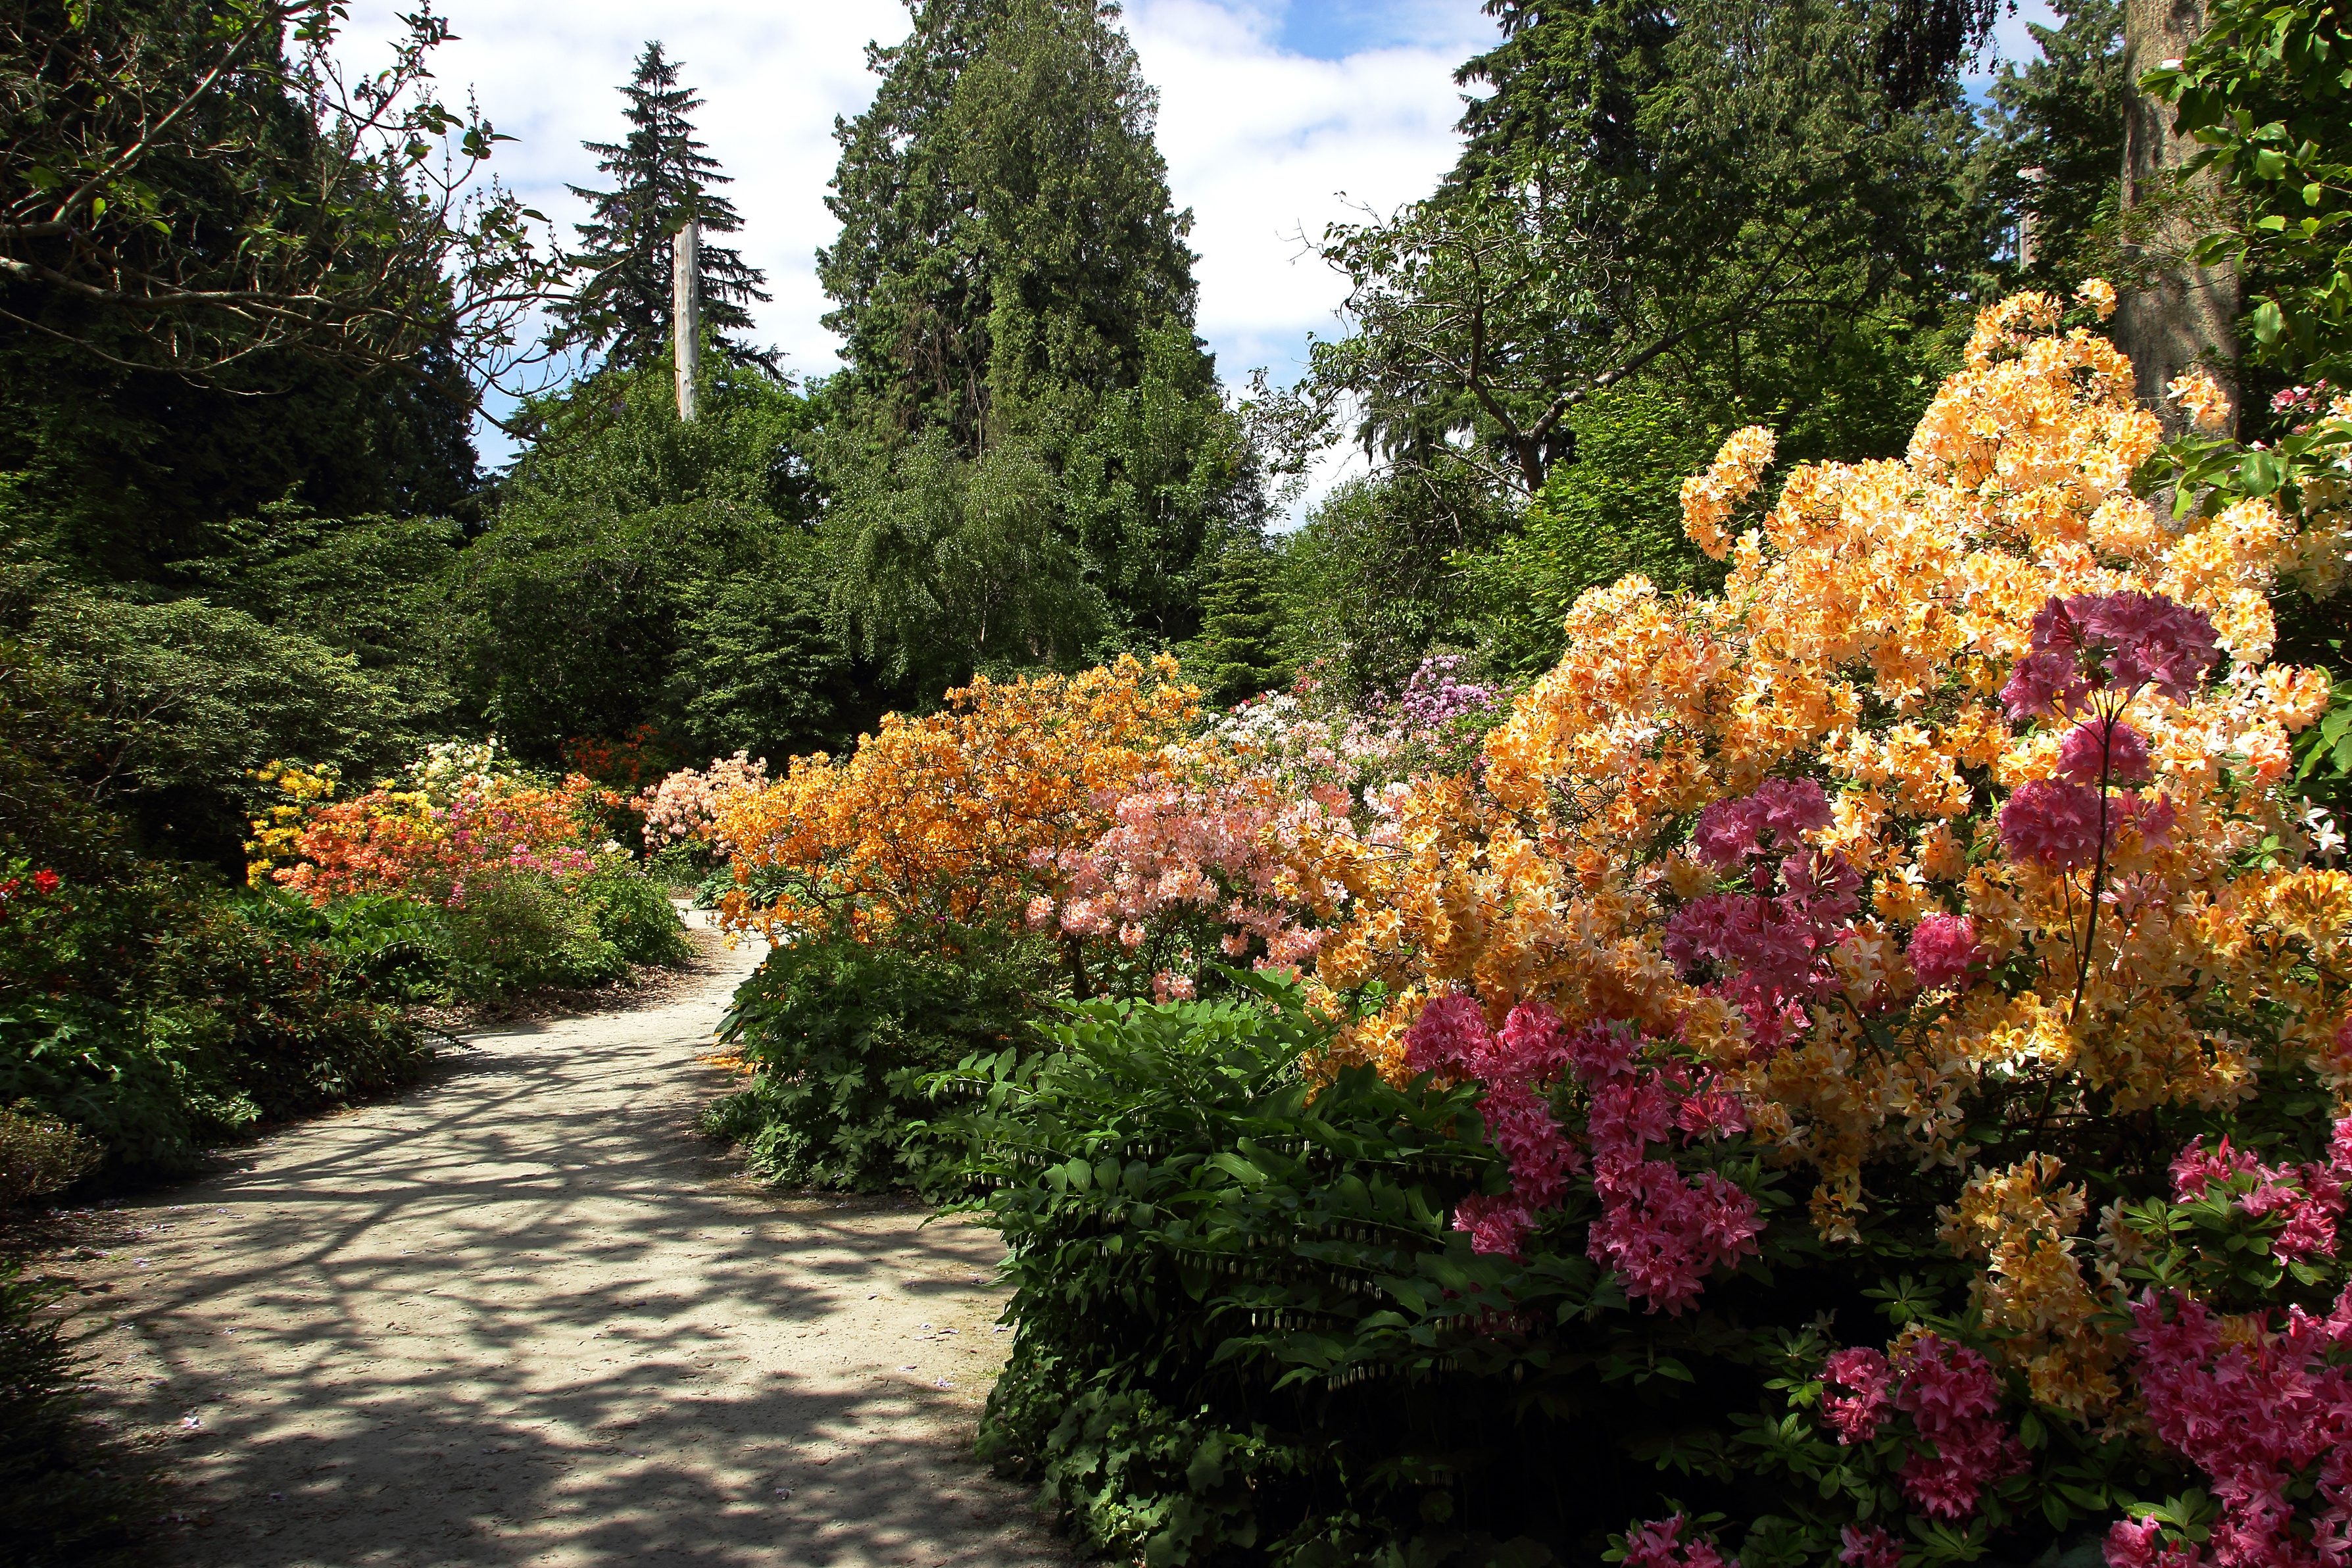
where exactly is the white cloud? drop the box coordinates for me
[335,0,1491,504]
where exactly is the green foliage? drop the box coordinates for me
[550,41,770,367]
[1275,469,1507,701]
[432,871,628,1004]
[0,1260,149,1566]
[0,1100,103,1206]
[463,356,850,762]
[2147,0,2352,385]
[1185,539,1290,708]
[577,864,694,969]
[701,935,1037,1192]
[1976,1,2127,291]
[1459,384,1728,677]
[816,0,1256,683]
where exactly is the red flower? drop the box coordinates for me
[30,870,59,894]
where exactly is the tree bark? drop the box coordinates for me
[2115,0,2240,436]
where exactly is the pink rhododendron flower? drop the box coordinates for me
[2001,592,2220,718]
[1886,1334,2028,1519]
[1150,969,1196,1002]
[1819,1346,1894,1444]
[2058,718,2155,785]
[1691,778,1834,868]
[2105,1515,2202,1568]
[1404,992,1490,1078]
[1621,1514,1734,1568]
[1838,1525,1903,1568]
[1999,780,2175,869]
[1452,1193,1534,1258]
[2126,1287,2352,1568]
[1585,1162,1762,1315]
[1907,914,1981,992]
[2172,1133,2346,1262]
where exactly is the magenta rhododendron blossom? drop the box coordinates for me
[1888,1333,2027,1519]
[1622,1515,1735,1568]
[1999,779,2175,869]
[2059,718,2155,785]
[2105,1515,2201,1568]
[2171,1129,2351,1263]
[1838,1525,1903,1568]
[1692,777,1834,868]
[2122,1288,2352,1568]
[1907,914,1981,992]
[1819,1346,1894,1444]
[2000,592,2220,718]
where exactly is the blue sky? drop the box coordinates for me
[339,0,2061,504]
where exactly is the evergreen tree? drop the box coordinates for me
[816,0,1259,688]
[1185,541,1288,708]
[551,43,770,368]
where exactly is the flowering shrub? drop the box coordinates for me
[712,654,1197,949]
[911,289,2352,1567]
[640,750,769,852]
[1221,286,2352,1561]
[246,745,686,1001]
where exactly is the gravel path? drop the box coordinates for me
[47,910,1068,1567]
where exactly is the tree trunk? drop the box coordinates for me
[2115,0,2240,436]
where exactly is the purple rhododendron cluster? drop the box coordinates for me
[1404,998,1761,1310]
[1819,1333,2028,1520]
[1389,654,1497,734]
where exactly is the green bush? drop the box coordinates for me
[579,864,693,968]
[0,1102,103,1206]
[434,870,627,1002]
[702,935,1037,1191]
[2,871,437,1179]
[0,1260,150,1564]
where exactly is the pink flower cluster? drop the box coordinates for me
[2170,1124,2352,1263]
[1028,772,1344,972]
[1667,781,1861,1050]
[2118,1287,2352,1568]
[1817,1334,2026,1520]
[639,752,768,850]
[2000,592,2219,720]
[1999,778,2177,870]
[1621,1514,1736,1568]
[1906,914,1981,992]
[1406,998,1760,1311]
[1838,1527,1903,1568]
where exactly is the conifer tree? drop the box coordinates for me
[816,0,1261,689]
[551,43,770,368]
[1185,542,1288,708]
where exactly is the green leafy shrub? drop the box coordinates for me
[0,1260,151,1563]
[578,864,693,968]
[434,870,626,1002]
[0,1102,103,1206]
[927,972,1594,1566]
[702,936,1036,1191]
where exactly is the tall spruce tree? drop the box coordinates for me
[551,43,770,368]
[815,0,1260,689]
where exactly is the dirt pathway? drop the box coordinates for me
[48,910,1069,1567]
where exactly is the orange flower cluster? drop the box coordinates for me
[1293,286,2347,1311]
[713,654,1198,946]
[252,764,619,907]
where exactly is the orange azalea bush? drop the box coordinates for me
[712,654,1198,949]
